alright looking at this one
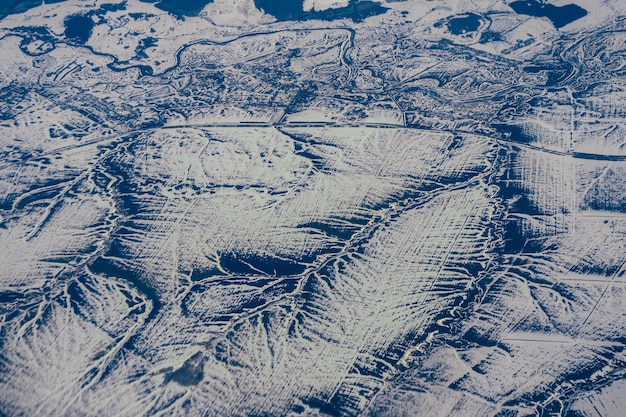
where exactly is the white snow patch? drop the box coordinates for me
[302,0,350,12]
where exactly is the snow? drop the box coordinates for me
[2,0,626,415]
[303,0,350,12]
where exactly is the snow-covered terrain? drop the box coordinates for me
[303,0,350,12]
[1,0,626,416]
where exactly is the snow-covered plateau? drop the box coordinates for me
[1,0,626,416]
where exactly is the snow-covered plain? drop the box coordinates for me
[1,0,626,416]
